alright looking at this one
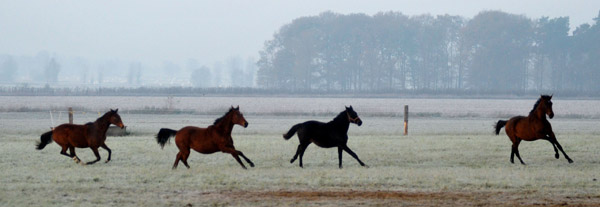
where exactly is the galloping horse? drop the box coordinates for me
[283,106,367,168]
[156,106,254,169]
[495,95,573,164]
[36,109,125,165]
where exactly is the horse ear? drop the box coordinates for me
[236,105,239,110]
[349,105,353,109]
[115,108,118,113]
[550,94,553,99]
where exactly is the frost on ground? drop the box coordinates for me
[1,101,599,206]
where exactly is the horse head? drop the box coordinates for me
[540,95,554,119]
[230,105,248,128]
[109,108,125,128]
[345,105,362,126]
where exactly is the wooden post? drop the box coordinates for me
[68,107,73,124]
[403,105,408,135]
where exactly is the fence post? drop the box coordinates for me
[404,105,408,135]
[68,107,73,124]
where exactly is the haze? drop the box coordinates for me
[0,0,599,89]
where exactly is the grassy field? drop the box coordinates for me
[1,97,600,206]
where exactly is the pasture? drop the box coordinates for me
[0,96,599,206]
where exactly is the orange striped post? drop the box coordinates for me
[68,107,73,124]
[403,105,408,135]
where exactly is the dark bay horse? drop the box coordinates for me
[156,106,254,169]
[495,95,573,164]
[283,106,367,168]
[36,109,125,165]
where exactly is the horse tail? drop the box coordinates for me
[495,120,507,135]
[156,128,178,149]
[283,123,302,140]
[36,131,53,150]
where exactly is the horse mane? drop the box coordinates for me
[213,108,234,125]
[95,110,115,123]
[529,95,552,115]
[332,110,347,122]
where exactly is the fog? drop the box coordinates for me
[0,1,599,91]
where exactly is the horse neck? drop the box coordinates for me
[214,113,235,136]
[330,112,350,132]
[530,106,547,120]
[93,114,112,134]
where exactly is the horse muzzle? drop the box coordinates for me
[243,122,249,128]
[117,123,125,129]
[355,119,363,126]
[548,113,554,119]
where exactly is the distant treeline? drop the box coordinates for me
[257,10,600,92]
[1,86,599,98]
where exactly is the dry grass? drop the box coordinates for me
[1,111,599,206]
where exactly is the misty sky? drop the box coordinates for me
[1,0,599,67]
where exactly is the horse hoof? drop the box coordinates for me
[363,165,370,168]
[568,159,574,163]
[249,163,255,167]
[555,154,559,159]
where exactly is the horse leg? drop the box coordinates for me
[338,147,343,168]
[236,151,254,167]
[290,144,303,164]
[180,150,191,169]
[69,146,81,164]
[549,132,573,163]
[298,142,310,168]
[513,139,526,165]
[221,147,247,169]
[172,152,182,169]
[86,147,101,165]
[60,145,72,158]
[545,136,559,159]
[100,143,112,163]
[342,145,367,167]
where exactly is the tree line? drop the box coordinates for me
[256,10,600,93]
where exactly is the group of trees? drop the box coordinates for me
[257,10,600,92]
[189,56,257,88]
[0,55,61,84]
[0,53,257,88]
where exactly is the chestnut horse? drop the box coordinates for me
[495,95,573,164]
[283,106,367,168]
[36,109,125,165]
[156,106,254,169]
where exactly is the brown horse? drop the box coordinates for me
[36,109,125,165]
[495,95,573,164]
[156,106,254,169]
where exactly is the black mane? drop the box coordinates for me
[95,110,114,123]
[529,95,552,115]
[332,110,348,122]
[213,108,234,125]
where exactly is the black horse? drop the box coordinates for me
[283,106,367,168]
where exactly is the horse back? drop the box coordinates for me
[507,115,550,141]
[298,120,346,148]
[52,124,90,147]
[176,126,220,154]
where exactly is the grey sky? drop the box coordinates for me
[1,0,598,67]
